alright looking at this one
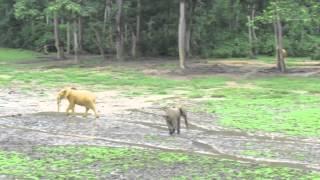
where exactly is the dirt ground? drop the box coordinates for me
[1,58,320,178]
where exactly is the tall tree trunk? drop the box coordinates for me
[247,15,254,59]
[185,0,196,58]
[78,16,83,53]
[178,0,187,69]
[73,20,79,63]
[66,22,71,54]
[131,32,137,58]
[247,4,257,59]
[185,25,191,58]
[31,20,35,39]
[273,21,278,62]
[274,14,286,72]
[93,27,105,59]
[233,0,240,31]
[116,0,124,61]
[124,23,128,43]
[132,0,141,58]
[251,5,258,55]
[53,13,64,60]
[103,0,109,34]
[46,15,50,25]
[104,0,114,51]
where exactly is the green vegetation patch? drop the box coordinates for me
[0,146,319,179]
[205,77,320,136]
[241,150,277,159]
[0,62,227,96]
[9,68,181,94]
[0,48,39,63]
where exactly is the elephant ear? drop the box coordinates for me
[63,89,71,97]
[58,88,70,98]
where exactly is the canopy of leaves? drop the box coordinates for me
[0,0,318,58]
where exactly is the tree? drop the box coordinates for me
[103,0,114,53]
[274,10,285,72]
[132,0,141,58]
[66,22,71,54]
[178,0,187,69]
[257,0,312,72]
[47,0,81,61]
[73,16,79,62]
[77,0,109,59]
[1,0,319,61]
[53,12,65,60]
[13,0,51,50]
[116,0,124,61]
[185,0,196,58]
[92,26,106,58]
[247,1,258,58]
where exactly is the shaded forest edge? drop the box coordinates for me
[0,1,319,68]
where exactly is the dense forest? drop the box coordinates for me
[0,0,319,67]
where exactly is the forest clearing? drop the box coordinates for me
[1,0,320,179]
[0,49,320,179]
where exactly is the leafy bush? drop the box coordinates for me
[210,35,250,58]
[311,46,320,60]
[212,45,233,58]
[257,33,275,56]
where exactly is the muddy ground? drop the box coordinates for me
[1,58,320,178]
[1,86,320,175]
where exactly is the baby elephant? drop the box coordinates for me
[163,107,188,135]
[57,87,99,118]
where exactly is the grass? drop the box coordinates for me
[0,57,226,95]
[0,146,319,179]
[0,48,39,63]
[0,67,181,94]
[241,149,277,159]
[204,77,320,136]
[257,56,312,63]
[1,48,320,137]
[208,56,316,68]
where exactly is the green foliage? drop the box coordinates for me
[47,0,81,14]
[212,35,250,58]
[258,1,310,24]
[14,0,43,20]
[256,0,320,58]
[311,48,320,60]
[257,31,276,55]
[0,0,320,57]
[310,36,320,60]
[0,146,319,179]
